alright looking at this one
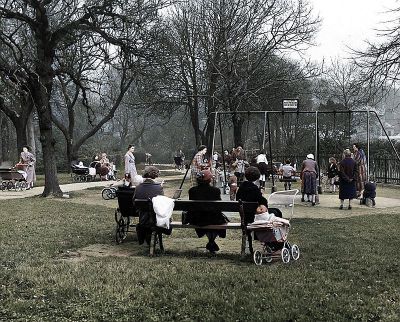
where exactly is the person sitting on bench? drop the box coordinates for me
[236,166,268,253]
[187,170,229,254]
[134,166,164,245]
[280,159,296,190]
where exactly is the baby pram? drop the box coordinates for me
[0,166,28,191]
[71,163,96,181]
[247,189,300,265]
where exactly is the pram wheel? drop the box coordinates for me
[281,247,291,263]
[253,250,263,265]
[115,210,130,244]
[102,188,114,200]
[20,182,27,191]
[290,244,300,260]
[264,245,273,263]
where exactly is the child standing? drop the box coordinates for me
[327,157,339,192]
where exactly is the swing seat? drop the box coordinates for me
[279,178,297,183]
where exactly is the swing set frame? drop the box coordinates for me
[211,110,400,193]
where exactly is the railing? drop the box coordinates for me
[268,155,400,185]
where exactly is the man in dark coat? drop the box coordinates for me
[338,149,358,210]
[134,166,164,244]
[187,170,228,253]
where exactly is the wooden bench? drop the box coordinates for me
[133,199,258,256]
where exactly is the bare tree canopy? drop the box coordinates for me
[0,0,169,196]
[354,5,400,93]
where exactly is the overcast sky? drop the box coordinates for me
[307,0,399,61]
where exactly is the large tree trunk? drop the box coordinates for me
[15,125,28,159]
[36,100,62,197]
[26,112,36,154]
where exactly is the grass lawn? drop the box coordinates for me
[0,195,399,321]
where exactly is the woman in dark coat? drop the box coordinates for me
[338,149,358,210]
[236,166,269,253]
[134,166,164,244]
[187,170,228,253]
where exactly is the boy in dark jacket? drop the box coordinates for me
[361,177,376,207]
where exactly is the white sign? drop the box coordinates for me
[282,99,299,110]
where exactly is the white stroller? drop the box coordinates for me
[247,189,300,265]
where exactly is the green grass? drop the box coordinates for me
[34,173,78,187]
[0,197,399,321]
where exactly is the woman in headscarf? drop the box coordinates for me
[300,153,318,206]
[353,143,367,197]
[20,146,36,189]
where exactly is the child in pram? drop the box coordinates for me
[248,204,299,264]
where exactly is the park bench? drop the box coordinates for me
[133,199,259,256]
[114,186,299,257]
[114,189,258,256]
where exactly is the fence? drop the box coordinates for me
[262,154,400,185]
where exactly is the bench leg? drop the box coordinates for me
[149,231,157,256]
[241,231,247,256]
[158,232,164,252]
[247,232,254,254]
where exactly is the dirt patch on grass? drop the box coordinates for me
[60,241,151,261]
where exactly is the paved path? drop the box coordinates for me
[0,171,188,200]
[0,180,119,200]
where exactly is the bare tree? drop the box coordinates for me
[353,5,400,99]
[0,0,168,196]
[162,0,320,148]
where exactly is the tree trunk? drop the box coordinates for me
[15,125,28,160]
[26,112,36,154]
[32,74,62,196]
[37,104,63,197]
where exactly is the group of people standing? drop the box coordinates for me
[300,143,373,209]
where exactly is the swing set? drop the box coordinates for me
[211,109,400,193]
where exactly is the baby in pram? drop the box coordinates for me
[249,205,290,252]
[253,204,290,226]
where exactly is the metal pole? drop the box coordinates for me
[316,111,322,194]
[211,112,218,159]
[267,112,276,192]
[262,111,267,150]
[348,111,351,147]
[367,108,370,178]
[372,111,400,162]
[218,113,228,194]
